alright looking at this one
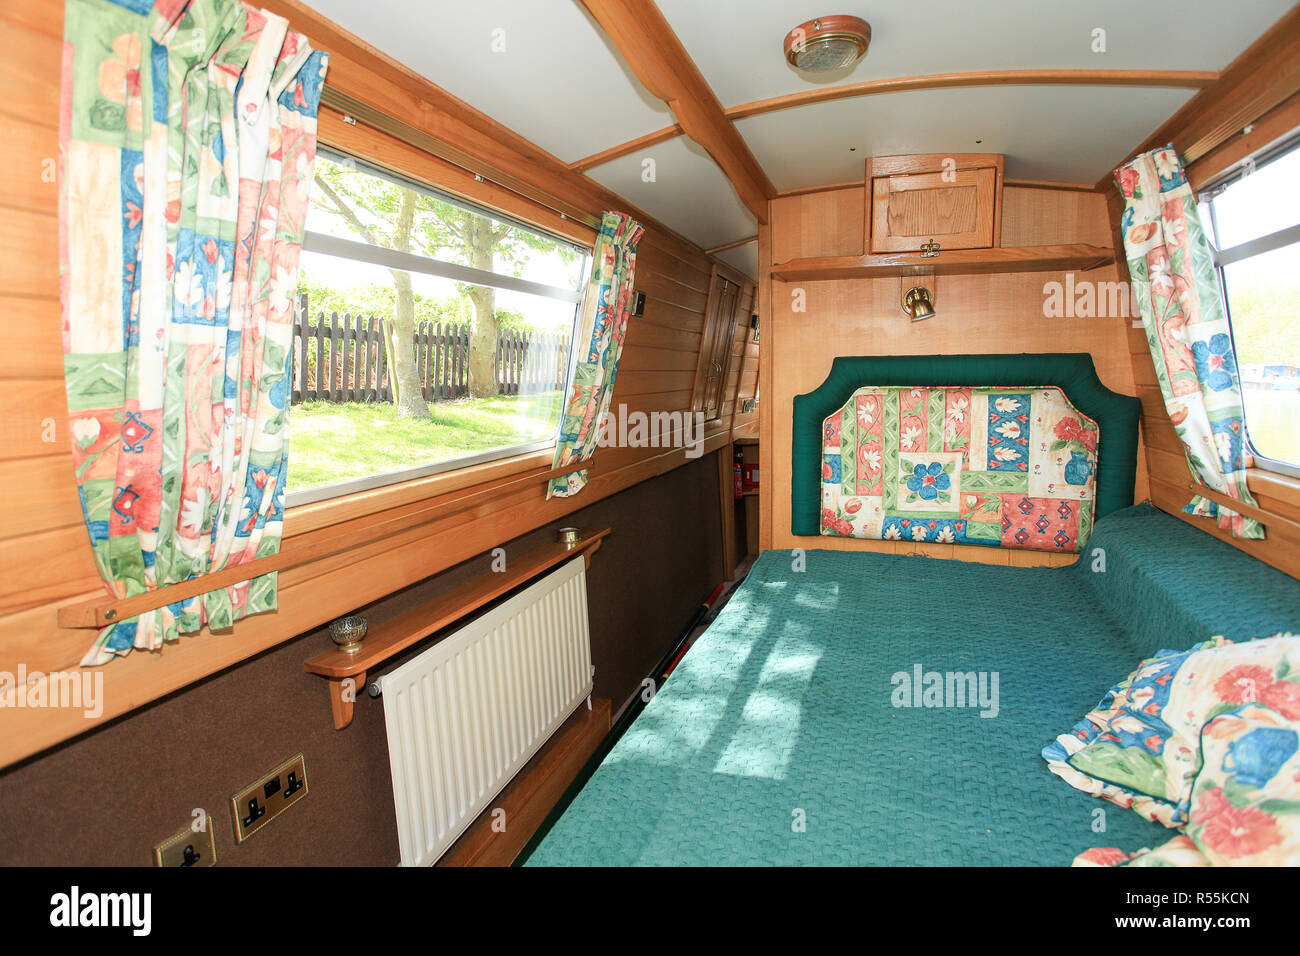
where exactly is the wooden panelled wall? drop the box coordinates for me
[1096,5,1300,580]
[1104,160,1300,580]
[758,183,1147,567]
[0,0,754,768]
[1121,306,1300,577]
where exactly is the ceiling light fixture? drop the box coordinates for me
[784,15,871,72]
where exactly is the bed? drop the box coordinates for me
[525,353,1300,866]
[524,505,1300,866]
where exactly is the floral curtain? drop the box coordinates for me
[59,0,328,664]
[1114,145,1264,539]
[547,212,645,499]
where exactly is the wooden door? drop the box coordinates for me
[870,167,998,252]
[694,273,741,421]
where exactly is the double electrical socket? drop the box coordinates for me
[229,753,309,843]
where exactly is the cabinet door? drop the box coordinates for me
[693,273,741,422]
[869,167,997,253]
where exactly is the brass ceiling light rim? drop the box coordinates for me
[783,15,872,68]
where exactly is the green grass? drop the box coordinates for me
[287,391,563,492]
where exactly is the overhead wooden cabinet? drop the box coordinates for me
[867,153,1005,253]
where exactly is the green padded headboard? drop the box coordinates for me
[791,353,1142,536]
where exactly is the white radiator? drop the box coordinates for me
[379,555,594,866]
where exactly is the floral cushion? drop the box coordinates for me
[819,386,1099,552]
[1045,634,1300,866]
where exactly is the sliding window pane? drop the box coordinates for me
[288,152,587,503]
[1210,145,1300,249]
[1221,240,1300,467]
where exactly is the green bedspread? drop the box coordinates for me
[526,505,1300,866]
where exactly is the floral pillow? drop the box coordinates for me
[1075,702,1300,866]
[1046,634,1300,865]
[1041,639,1230,828]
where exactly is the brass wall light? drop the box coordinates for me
[902,240,940,321]
[902,284,936,321]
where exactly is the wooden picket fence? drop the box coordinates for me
[290,294,569,404]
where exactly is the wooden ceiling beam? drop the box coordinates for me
[577,0,776,223]
[570,68,1220,173]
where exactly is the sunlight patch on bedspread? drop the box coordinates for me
[713,633,822,781]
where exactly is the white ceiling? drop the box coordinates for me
[583,136,757,252]
[737,85,1199,191]
[714,243,760,284]
[656,0,1295,108]
[301,1,1295,279]
[302,0,672,163]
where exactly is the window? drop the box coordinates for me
[288,150,590,505]
[1206,137,1300,477]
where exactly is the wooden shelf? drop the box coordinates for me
[769,243,1113,282]
[304,526,610,729]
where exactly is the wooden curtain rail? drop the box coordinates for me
[320,88,603,231]
[55,459,590,630]
[303,526,611,730]
[1187,480,1276,528]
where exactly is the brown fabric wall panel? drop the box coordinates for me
[0,453,723,865]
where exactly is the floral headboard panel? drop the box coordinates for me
[790,354,1143,553]
[820,386,1099,552]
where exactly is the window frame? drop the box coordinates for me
[1203,134,1300,480]
[285,147,592,510]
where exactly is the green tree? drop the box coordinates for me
[310,156,577,416]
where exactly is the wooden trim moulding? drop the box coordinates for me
[304,527,610,730]
[728,69,1217,122]
[3,434,732,770]
[770,244,1113,282]
[775,180,863,199]
[569,69,1219,173]
[1185,89,1300,191]
[1003,178,1100,192]
[706,236,758,255]
[56,457,590,630]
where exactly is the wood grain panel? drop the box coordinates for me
[0,379,70,459]
[0,295,63,377]
[0,115,58,216]
[0,18,60,130]
[0,207,58,299]
[0,456,86,544]
[0,0,744,766]
[634,272,710,316]
[764,183,1145,564]
[624,320,703,353]
[615,344,700,373]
